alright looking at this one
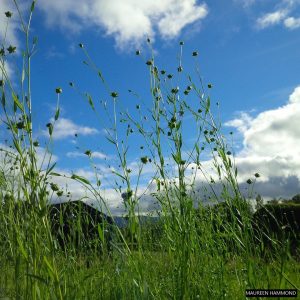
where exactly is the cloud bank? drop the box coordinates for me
[42,118,99,140]
[225,85,300,198]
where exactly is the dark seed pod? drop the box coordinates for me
[7,45,16,54]
[171,87,179,94]
[141,156,148,164]
[16,121,25,129]
[50,183,59,192]
[5,11,13,18]
[146,60,153,66]
[84,150,92,156]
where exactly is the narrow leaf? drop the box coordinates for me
[50,172,61,176]
[106,136,116,145]
[54,108,60,121]
[111,170,126,181]
[71,174,91,185]
[46,163,57,176]
[87,94,95,110]
[13,139,22,155]
[12,93,24,112]
[97,224,104,242]
[30,1,36,12]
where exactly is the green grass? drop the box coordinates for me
[0,2,299,299]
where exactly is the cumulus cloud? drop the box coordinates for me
[256,9,289,29]
[42,118,99,140]
[224,112,253,133]
[255,0,300,30]
[225,85,300,198]
[284,16,300,28]
[66,150,109,160]
[37,0,208,49]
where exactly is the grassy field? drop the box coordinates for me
[0,2,299,299]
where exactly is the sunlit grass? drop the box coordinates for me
[0,2,299,299]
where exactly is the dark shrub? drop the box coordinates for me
[195,200,253,254]
[252,203,300,257]
[49,201,113,252]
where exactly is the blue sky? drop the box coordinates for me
[1,0,300,214]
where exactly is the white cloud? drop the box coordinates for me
[224,112,253,133]
[256,9,289,29]
[284,16,300,28]
[254,0,300,30]
[225,85,300,198]
[0,1,22,49]
[0,0,27,81]
[0,60,14,80]
[37,0,208,49]
[48,167,128,215]
[42,118,99,140]
[157,2,208,39]
[67,150,109,160]
[0,143,58,170]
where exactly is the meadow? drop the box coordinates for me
[0,2,299,299]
